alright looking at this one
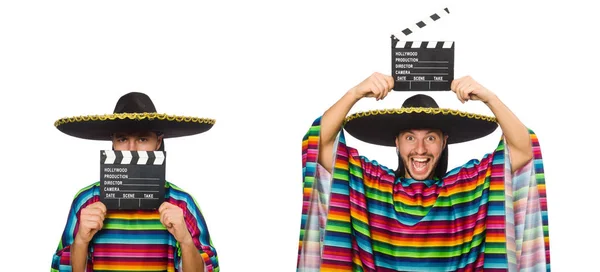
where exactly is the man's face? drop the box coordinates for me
[395,129,447,181]
[112,131,163,151]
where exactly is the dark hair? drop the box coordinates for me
[110,131,165,151]
[394,134,448,180]
[155,131,165,151]
[156,138,165,151]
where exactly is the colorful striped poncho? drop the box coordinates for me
[51,181,219,272]
[296,117,550,271]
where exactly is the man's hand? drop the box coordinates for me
[348,72,395,101]
[451,76,497,104]
[74,202,107,245]
[159,202,194,245]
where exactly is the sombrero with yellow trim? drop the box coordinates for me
[54,92,214,140]
[343,94,498,147]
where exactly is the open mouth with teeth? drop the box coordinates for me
[410,157,431,175]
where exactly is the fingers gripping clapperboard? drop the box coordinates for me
[392,8,454,91]
[100,150,166,210]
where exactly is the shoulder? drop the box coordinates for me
[165,181,206,219]
[355,154,396,177]
[444,152,495,180]
[74,182,100,198]
[166,181,197,205]
[339,143,395,174]
[70,182,101,210]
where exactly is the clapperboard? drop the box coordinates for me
[392,8,454,91]
[100,150,166,210]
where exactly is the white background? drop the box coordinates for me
[0,0,596,270]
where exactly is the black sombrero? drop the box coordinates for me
[54,92,215,140]
[343,94,498,147]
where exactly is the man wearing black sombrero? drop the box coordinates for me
[296,73,551,271]
[50,92,219,272]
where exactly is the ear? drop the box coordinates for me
[395,135,401,153]
[156,135,164,150]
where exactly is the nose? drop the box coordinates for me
[127,140,137,151]
[414,139,427,154]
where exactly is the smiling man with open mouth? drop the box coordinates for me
[295,72,552,271]
[396,129,445,181]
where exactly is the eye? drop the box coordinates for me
[426,135,436,142]
[406,135,414,141]
[117,137,127,143]
[138,137,148,142]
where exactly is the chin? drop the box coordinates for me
[411,176,430,181]
[407,169,433,181]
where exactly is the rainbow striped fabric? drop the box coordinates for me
[297,117,550,271]
[51,182,219,272]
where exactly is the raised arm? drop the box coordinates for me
[319,72,394,173]
[451,76,533,172]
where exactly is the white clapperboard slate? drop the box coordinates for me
[100,150,166,210]
[391,8,454,91]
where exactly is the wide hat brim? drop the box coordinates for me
[55,113,215,140]
[343,107,498,147]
